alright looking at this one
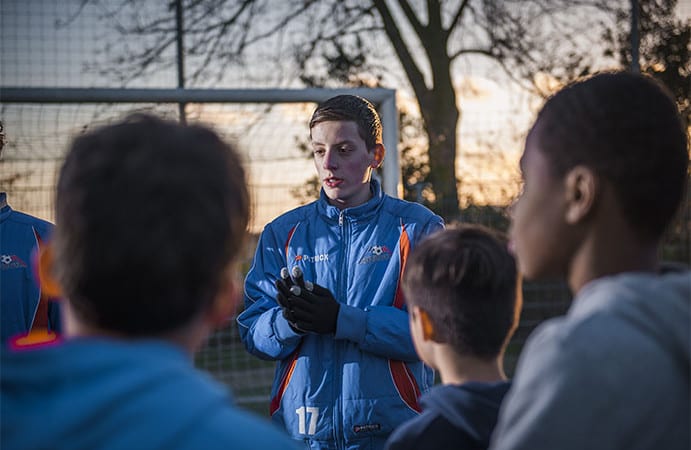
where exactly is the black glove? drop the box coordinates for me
[288,280,340,335]
[274,266,308,333]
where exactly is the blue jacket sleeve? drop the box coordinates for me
[236,225,303,361]
[335,303,417,361]
[334,216,444,362]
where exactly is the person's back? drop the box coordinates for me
[490,71,690,449]
[495,270,689,448]
[385,225,520,450]
[0,114,297,450]
[2,339,294,450]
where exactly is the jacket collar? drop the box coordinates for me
[317,179,384,223]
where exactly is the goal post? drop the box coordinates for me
[0,86,401,198]
[0,86,400,411]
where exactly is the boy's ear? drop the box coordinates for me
[37,242,63,299]
[417,307,437,341]
[564,165,598,224]
[370,144,385,169]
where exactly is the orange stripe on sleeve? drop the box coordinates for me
[392,223,410,309]
[30,228,49,331]
[270,345,301,415]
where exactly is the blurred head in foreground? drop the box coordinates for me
[44,113,249,350]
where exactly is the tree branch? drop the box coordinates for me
[372,0,429,96]
[397,0,426,37]
[449,47,494,60]
[446,0,470,37]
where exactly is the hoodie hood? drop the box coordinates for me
[420,381,511,446]
[573,270,690,375]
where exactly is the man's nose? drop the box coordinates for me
[323,149,338,170]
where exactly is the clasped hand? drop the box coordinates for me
[274,266,340,334]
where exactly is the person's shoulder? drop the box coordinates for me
[381,196,441,223]
[265,201,318,230]
[569,272,691,361]
[385,412,435,450]
[568,272,690,338]
[5,209,53,233]
[386,409,476,450]
[516,291,656,379]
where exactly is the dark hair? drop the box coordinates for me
[309,95,383,150]
[532,71,689,240]
[54,114,249,335]
[402,225,520,359]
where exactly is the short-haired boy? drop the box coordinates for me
[1,114,297,450]
[385,224,520,450]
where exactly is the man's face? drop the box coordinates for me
[311,120,381,210]
[509,125,572,281]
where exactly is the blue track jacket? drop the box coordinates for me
[238,179,444,449]
[1,193,61,344]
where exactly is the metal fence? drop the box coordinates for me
[2,0,687,416]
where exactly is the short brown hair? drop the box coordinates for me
[55,114,249,335]
[309,95,383,150]
[403,225,520,359]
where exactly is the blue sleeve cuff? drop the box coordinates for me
[334,304,367,343]
[273,311,305,342]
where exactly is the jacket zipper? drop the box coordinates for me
[334,209,347,448]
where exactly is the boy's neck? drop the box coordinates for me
[63,302,205,356]
[568,223,659,294]
[568,184,660,293]
[434,346,507,385]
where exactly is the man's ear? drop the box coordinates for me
[370,144,385,169]
[37,242,63,299]
[564,165,598,224]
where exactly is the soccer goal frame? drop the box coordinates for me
[1,86,401,198]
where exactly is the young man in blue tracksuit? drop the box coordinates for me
[238,95,444,449]
[1,122,62,344]
[1,191,62,344]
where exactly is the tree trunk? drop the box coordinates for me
[421,96,460,220]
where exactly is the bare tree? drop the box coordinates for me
[603,0,690,123]
[70,0,619,219]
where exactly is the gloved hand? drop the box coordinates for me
[287,277,340,335]
[274,267,304,333]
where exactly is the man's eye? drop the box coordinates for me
[313,149,325,156]
[338,146,350,153]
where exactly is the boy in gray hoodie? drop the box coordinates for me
[491,71,690,450]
